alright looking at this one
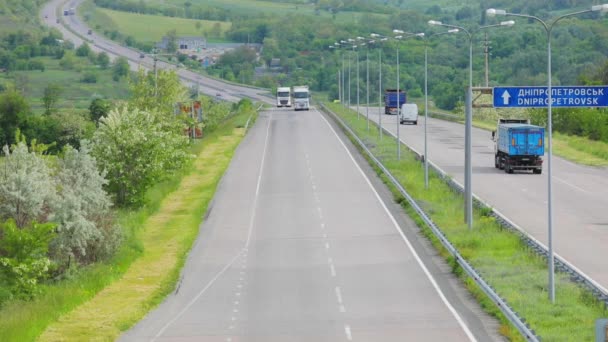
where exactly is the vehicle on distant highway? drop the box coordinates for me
[493,118,544,174]
[276,86,291,107]
[292,86,310,111]
[87,29,92,35]
[399,103,418,125]
[384,89,406,115]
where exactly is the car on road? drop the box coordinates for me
[87,29,92,35]
[139,53,145,58]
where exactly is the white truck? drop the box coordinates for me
[276,86,291,107]
[292,85,310,111]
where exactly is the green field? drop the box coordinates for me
[86,7,232,43]
[0,58,130,113]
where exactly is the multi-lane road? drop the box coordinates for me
[120,107,499,341]
[360,108,608,291]
[41,0,608,339]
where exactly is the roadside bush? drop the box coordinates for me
[92,106,191,207]
[0,143,56,228]
[49,142,121,268]
[81,71,98,83]
[0,219,56,299]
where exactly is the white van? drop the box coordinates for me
[400,103,419,125]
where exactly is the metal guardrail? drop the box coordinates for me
[330,104,608,309]
[320,103,540,341]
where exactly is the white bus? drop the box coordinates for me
[276,87,291,107]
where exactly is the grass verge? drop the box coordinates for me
[0,110,254,342]
[324,102,608,341]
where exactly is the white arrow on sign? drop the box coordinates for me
[501,90,511,105]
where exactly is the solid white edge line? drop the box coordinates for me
[318,112,478,342]
[151,113,273,341]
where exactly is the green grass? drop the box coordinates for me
[325,102,608,341]
[0,58,130,113]
[0,110,255,342]
[84,6,232,43]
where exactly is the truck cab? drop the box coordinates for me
[292,86,310,111]
[276,87,291,107]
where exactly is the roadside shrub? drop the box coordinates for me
[81,71,98,83]
[49,142,121,268]
[0,219,56,299]
[0,143,55,228]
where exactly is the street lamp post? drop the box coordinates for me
[487,3,608,304]
[329,45,341,104]
[428,19,514,230]
[370,34,390,141]
[423,29,460,189]
[393,31,424,161]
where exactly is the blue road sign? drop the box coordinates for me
[493,86,608,108]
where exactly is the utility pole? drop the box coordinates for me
[483,32,490,87]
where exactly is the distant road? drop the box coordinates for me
[40,0,272,104]
[360,106,608,293]
[120,107,500,341]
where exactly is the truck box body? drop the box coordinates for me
[497,124,545,156]
[384,89,406,114]
[494,122,545,174]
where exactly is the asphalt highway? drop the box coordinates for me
[38,2,514,340]
[41,0,272,104]
[120,108,500,341]
[360,107,608,292]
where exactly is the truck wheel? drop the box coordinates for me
[414,121,417,125]
[533,169,542,174]
[494,156,500,169]
[504,160,513,174]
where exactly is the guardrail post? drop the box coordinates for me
[596,318,608,342]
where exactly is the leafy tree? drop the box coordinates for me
[129,68,188,115]
[42,83,62,115]
[97,52,110,69]
[0,88,29,146]
[92,106,191,206]
[0,219,55,299]
[81,71,98,83]
[0,143,56,228]
[166,29,178,53]
[50,142,120,266]
[112,56,130,81]
[76,43,92,57]
[50,111,96,149]
[89,98,111,123]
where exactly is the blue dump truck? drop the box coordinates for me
[384,89,406,115]
[493,119,545,174]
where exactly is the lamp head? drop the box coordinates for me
[486,8,506,17]
[393,29,404,34]
[395,35,403,39]
[501,20,515,27]
[356,36,365,40]
[428,20,442,26]
[370,33,379,38]
[448,29,459,33]
[591,4,608,13]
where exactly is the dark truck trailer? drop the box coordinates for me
[493,121,545,174]
[384,89,406,115]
